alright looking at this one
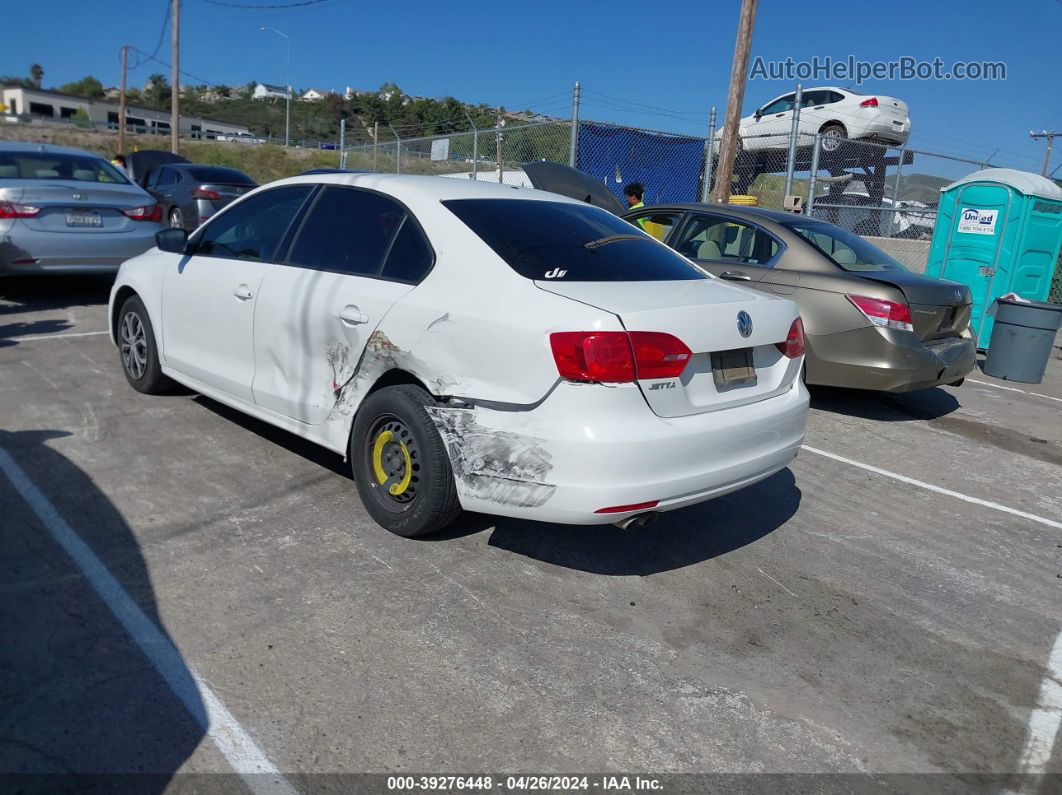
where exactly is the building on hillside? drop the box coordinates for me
[300,88,334,102]
[0,86,251,139]
[253,83,288,100]
[103,86,120,100]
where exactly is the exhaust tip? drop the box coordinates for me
[614,512,660,530]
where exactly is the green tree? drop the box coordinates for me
[30,63,43,89]
[142,73,171,109]
[58,75,104,98]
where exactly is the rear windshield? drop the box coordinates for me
[187,166,254,185]
[780,219,908,272]
[443,198,706,281]
[0,152,129,184]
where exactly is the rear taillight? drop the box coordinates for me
[846,294,914,332]
[859,97,879,109]
[595,500,659,514]
[192,187,222,200]
[550,331,691,383]
[122,203,163,222]
[775,317,805,359]
[0,200,40,219]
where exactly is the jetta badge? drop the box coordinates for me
[737,311,753,338]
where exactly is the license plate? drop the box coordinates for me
[66,211,102,227]
[711,348,757,388]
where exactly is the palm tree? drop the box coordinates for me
[30,64,43,89]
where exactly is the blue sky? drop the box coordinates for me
[3,0,1060,173]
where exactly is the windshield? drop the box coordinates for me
[0,152,130,184]
[782,219,908,272]
[443,199,706,282]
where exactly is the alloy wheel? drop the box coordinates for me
[120,311,148,380]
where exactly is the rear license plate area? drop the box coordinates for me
[939,306,957,331]
[711,348,757,389]
[65,211,102,227]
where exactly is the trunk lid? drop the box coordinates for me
[876,96,908,121]
[536,278,802,417]
[4,182,156,234]
[521,160,627,216]
[860,270,972,340]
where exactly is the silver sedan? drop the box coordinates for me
[0,142,162,276]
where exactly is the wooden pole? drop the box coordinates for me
[711,0,757,204]
[117,45,128,155]
[170,0,180,154]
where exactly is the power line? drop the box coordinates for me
[148,1,171,60]
[199,0,329,7]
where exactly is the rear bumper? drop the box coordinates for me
[430,378,809,525]
[806,326,976,392]
[0,221,158,276]
[855,117,910,145]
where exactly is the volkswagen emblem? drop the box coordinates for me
[737,311,753,338]
[71,192,85,200]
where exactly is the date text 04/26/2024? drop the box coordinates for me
[386,775,664,791]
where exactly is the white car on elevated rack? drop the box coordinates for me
[109,173,809,537]
[716,86,911,153]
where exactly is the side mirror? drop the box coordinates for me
[156,228,188,254]
[753,110,763,121]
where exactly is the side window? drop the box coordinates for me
[157,168,176,187]
[761,94,794,114]
[628,211,681,242]
[672,214,780,266]
[380,216,434,283]
[828,91,846,104]
[192,185,313,262]
[801,90,826,107]
[288,186,407,277]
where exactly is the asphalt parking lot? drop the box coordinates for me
[1,275,1060,792]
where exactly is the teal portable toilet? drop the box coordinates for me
[925,168,1062,348]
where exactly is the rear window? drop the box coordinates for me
[0,152,128,184]
[781,219,908,273]
[443,199,706,281]
[187,166,254,185]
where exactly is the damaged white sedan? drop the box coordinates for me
[109,173,809,537]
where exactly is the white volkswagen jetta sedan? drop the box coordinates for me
[109,174,809,537]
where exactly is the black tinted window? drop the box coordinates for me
[381,217,433,282]
[289,187,406,276]
[194,185,312,262]
[443,199,705,282]
[157,168,177,186]
[188,166,254,184]
[673,213,780,266]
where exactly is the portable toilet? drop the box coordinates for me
[925,168,1062,348]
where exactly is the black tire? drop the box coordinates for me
[819,123,847,153]
[117,295,173,394]
[350,384,461,538]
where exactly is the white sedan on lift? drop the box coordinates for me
[109,173,809,537]
[716,87,911,153]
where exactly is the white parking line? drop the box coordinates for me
[1015,629,1062,776]
[0,446,296,795]
[10,330,110,341]
[967,379,1062,404]
[801,445,1062,531]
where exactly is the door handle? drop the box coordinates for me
[720,271,752,281]
[337,305,369,325]
[774,113,785,118]
[234,284,254,300]
[813,105,825,109]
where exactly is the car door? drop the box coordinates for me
[796,90,832,138]
[671,211,783,286]
[251,185,433,425]
[747,93,794,150]
[161,184,315,402]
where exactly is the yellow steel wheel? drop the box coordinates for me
[366,416,421,509]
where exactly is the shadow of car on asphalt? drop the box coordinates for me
[809,384,960,422]
[0,275,114,313]
[0,429,206,788]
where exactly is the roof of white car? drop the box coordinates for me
[943,168,1062,201]
[271,172,580,204]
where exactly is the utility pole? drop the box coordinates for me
[170,0,180,154]
[118,45,128,154]
[1030,131,1060,178]
[261,27,292,146]
[372,120,379,171]
[568,81,581,168]
[711,0,758,204]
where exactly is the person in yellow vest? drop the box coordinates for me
[625,182,650,233]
